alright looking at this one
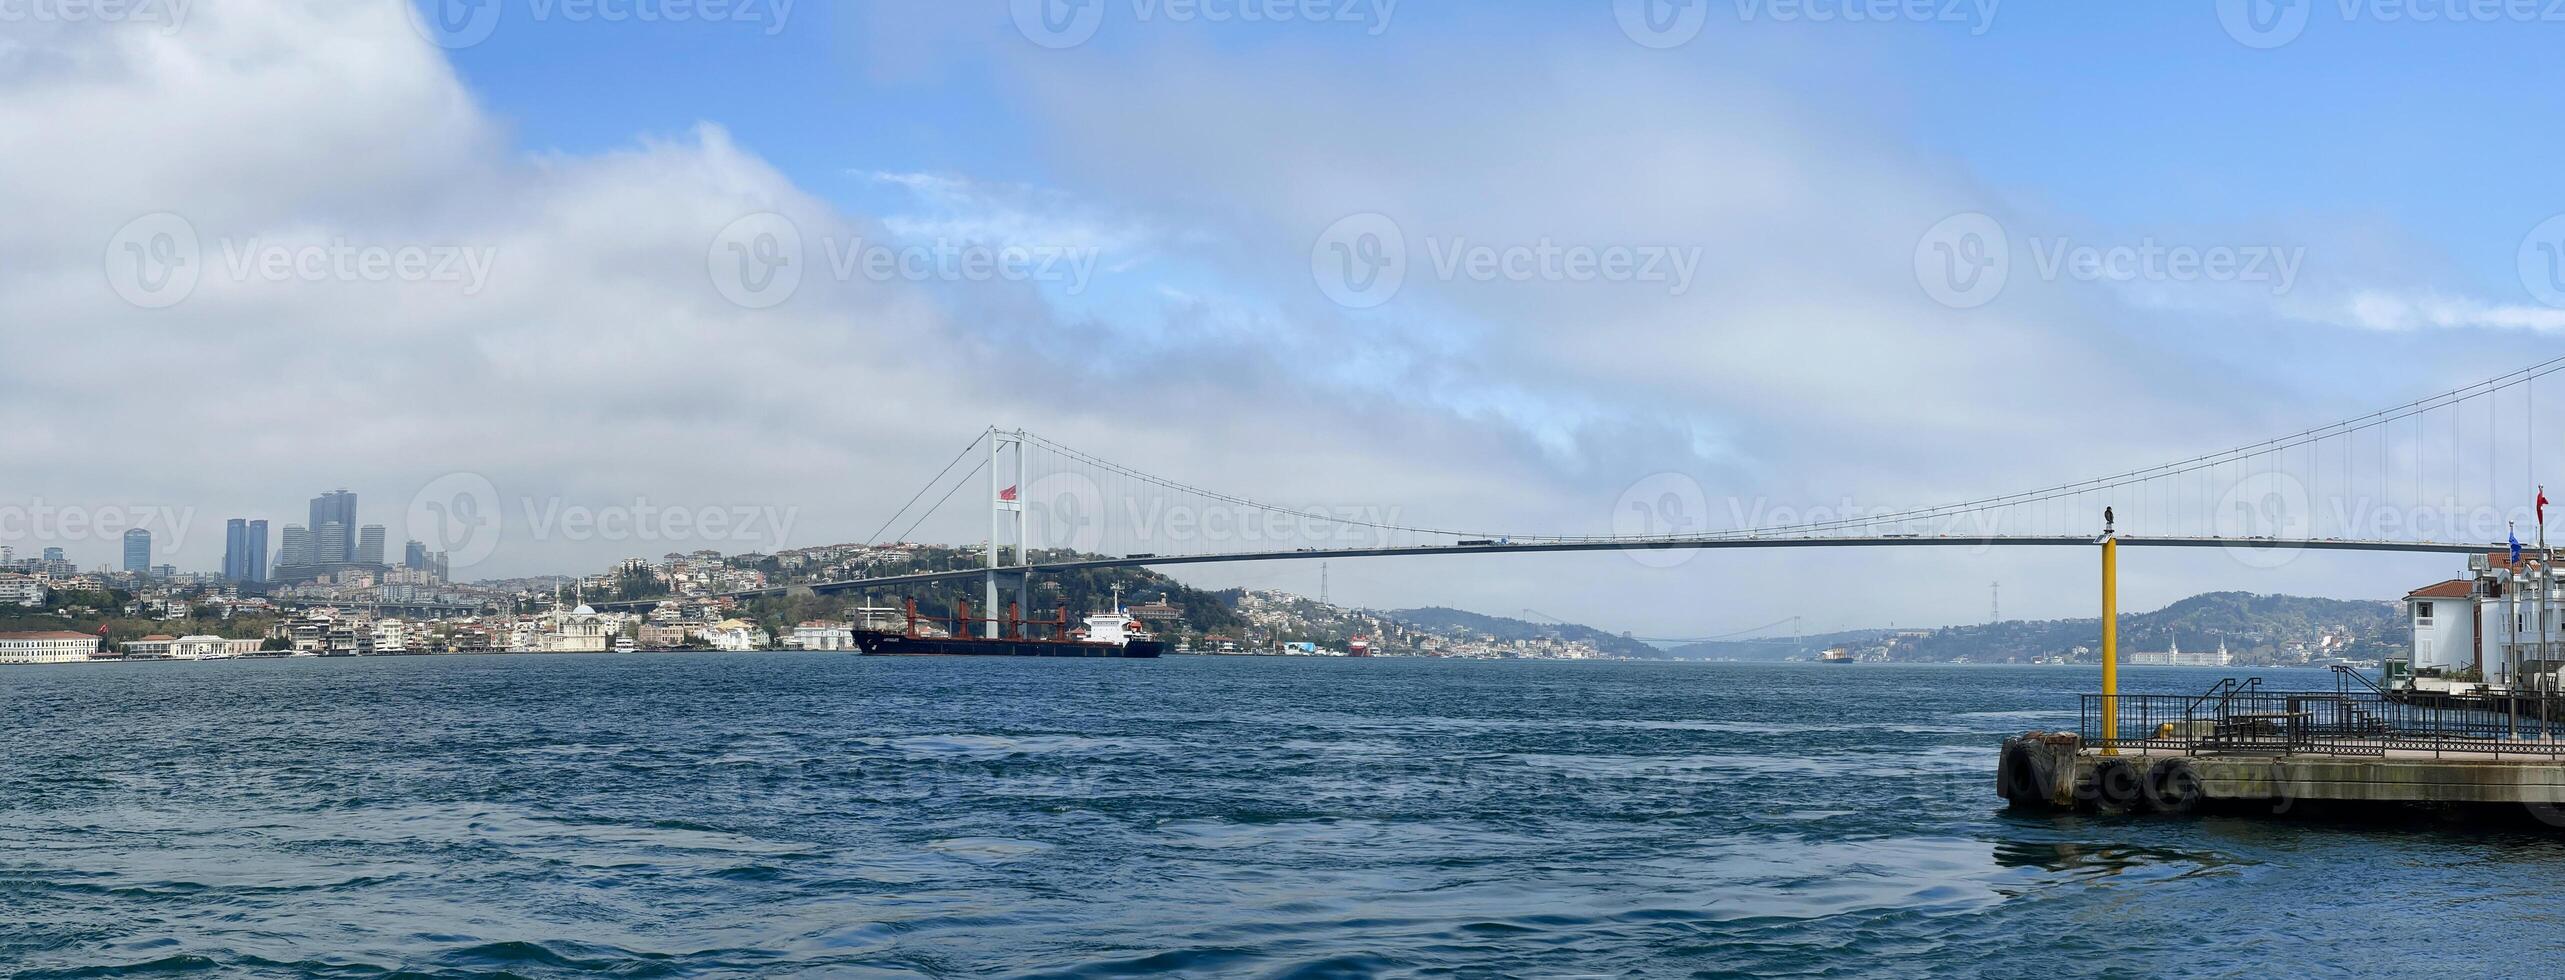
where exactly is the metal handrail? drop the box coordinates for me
[2079,688,2565,758]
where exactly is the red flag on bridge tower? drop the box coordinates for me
[999,485,1018,502]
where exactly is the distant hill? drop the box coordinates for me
[1659,592,2405,664]
[1386,607,1660,659]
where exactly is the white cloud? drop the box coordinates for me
[2334,291,2565,333]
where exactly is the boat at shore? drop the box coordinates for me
[854,593,1163,659]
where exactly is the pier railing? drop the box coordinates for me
[2080,689,2565,758]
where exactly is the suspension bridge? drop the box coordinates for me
[596,355,2565,627]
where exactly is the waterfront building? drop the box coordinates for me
[126,635,178,659]
[703,619,769,652]
[2400,552,2565,695]
[373,619,414,654]
[0,631,98,664]
[791,621,856,651]
[171,636,258,660]
[122,528,151,575]
[2127,639,2233,667]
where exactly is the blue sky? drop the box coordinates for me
[438,1,2563,296]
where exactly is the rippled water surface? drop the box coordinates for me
[8,655,2565,977]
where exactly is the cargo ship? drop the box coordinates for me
[854,593,1163,659]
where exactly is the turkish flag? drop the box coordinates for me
[999,485,1018,502]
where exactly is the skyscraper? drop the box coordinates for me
[316,521,348,563]
[247,520,269,583]
[403,539,428,570]
[223,519,248,579]
[123,528,151,575]
[357,525,386,566]
[279,524,313,569]
[42,547,64,562]
[309,490,357,566]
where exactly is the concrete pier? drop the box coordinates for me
[1999,732,2565,813]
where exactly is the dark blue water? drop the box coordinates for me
[6,656,2563,977]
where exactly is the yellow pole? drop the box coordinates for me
[2101,534,2119,753]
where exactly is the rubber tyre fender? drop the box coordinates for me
[1999,741,2055,807]
[2144,759,2204,815]
[2090,758,2146,813]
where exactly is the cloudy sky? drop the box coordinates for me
[7,0,2565,636]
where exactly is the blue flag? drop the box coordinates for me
[2512,527,2524,564]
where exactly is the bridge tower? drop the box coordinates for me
[988,428,1029,638]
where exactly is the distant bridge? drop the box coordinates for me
[596,356,2565,624]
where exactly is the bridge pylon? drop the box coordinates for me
[988,427,1029,638]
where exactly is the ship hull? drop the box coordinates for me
[854,631,1163,659]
